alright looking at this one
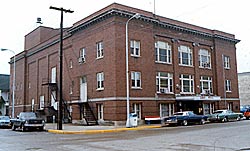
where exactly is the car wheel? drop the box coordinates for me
[236,116,241,121]
[200,119,205,125]
[246,117,249,120]
[182,120,188,126]
[12,124,16,131]
[39,126,44,131]
[21,125,27,132]
[222,117,227,123]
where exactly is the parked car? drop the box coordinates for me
[240,105,250,113]
[244,108,250,120]
[0,116,11,128]
[11,112,45,131]
[162,111,208,126]
[208,110,243,122]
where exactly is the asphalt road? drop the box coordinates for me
[1,120,250,151]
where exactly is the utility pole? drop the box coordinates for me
[49,6,74,130]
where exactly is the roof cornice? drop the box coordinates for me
[68,8,240,44]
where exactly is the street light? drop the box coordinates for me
[125,13,140,128]
[1,48,16,118]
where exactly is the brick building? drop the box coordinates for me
[10,3,240,125]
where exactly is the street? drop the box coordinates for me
[0,120,250,151]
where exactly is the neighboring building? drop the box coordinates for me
[238,72,250,106]
[0,74,10,116]
[9,3,240,125]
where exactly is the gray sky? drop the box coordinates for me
[0,0,249,74]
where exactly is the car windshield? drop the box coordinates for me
[174,113,184,116]
[213,111,223,114]
[0,116,10,120]
[20,112,37,118]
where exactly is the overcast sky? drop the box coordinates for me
[0,0,249,74]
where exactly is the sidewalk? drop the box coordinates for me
[45,123,162,134]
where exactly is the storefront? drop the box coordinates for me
[176,95,221,115]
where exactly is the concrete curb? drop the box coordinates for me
[47,125,162,134]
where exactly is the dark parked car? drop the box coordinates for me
[162,111,208,126]
[11,112,45,131]
[0,116,11,128]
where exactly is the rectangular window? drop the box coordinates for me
[155,41,172,63]
[200,76,213,94]
[39,95,45,110]
[178,45,193,66]
[132,103,141,119]
[97,72,104,90]
[160,103,175,117]
[225,80,231,92]
[79,48,86,63]
[156,72,173,93]
[96,41,104,59]
[224,55,230,69]
[130,40,140,57]
[97,104,104,120]
[131,72,141,88]
[51,91,56,107]
[180,74,194,93]
[199,49,211,68]
[51,67,56,83]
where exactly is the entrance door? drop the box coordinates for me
[80,76,87,102]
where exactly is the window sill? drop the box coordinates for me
[156,92,174,94]
[96,56,104,60]
[179,64,193,67]
[96,88,104,91]
[155,61,172,65]
[132,87,142,90]
[131,55,141,58]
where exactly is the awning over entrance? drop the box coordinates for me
[176,95,221,101]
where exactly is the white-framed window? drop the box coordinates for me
[155,41,172,63]
[51,67,56,83]
[79,48,86,63]
[131,72,141,88]
[97,72,104,90]
[69,81,74,95]
[31,98,35,112]
[160,103,175,117]
[199,49,211,68]
[69,59,73,68]
[178,45,193,66]
[225,79,231,92]
[200,76,213,94]
[180,74,194,93]
[132,103,141,119]
[228,102,233,110]
[39,95,45,110]
[156,72,173,93]
[51,91,56,106]
[130,40,140,57]
[96,41,104,59]
[97,104,104,120]
[224,55,230,69]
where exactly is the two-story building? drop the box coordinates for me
[8,3,240,125]
[0,74,10,116]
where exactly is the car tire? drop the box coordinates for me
[200,119,205,125]
[236,116,241,121]
[21,125,27,132]
[222,117,227,123]
[182,120,188,126]
[39,126,44,131]
[12,124,16,131]
[246,117,249,120]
